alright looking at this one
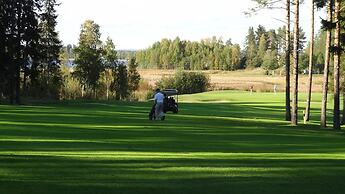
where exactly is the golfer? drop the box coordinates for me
[154,88,165,120]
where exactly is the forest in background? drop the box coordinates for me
[116,27,336,75]
[1,0,345,128]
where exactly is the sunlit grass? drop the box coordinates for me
[0,91,345,194]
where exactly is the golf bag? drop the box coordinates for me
[163,97,178,113]
[149,104,156,120]
[148,104,165,121]
[149,97,178,120]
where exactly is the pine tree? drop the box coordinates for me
[320,0,334,128]
[340,4,345,125]
[267,30,278,51]
[285,0,292,121]
[114,64,128,100]
[0,1,7,99]
[333,0,341,129]
[0,0,41,104]
[38,0,62,99]
[304,0,315,123]
[291,0,300,125]
[247,0,292,120]
[256,34,268,67]
[245,27,258,68]
[255,25,267,44]
[128,57,141,95]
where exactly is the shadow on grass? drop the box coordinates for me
[0,100,345,194]
[0,101,344,153]
[1,153,345,194]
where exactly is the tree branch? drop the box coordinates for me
[272,17,288,24]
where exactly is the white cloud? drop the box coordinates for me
[56,0,325,50]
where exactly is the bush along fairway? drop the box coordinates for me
[1,91,345,194]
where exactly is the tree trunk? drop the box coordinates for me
[304,0,315,123]
[9,61,14,105]
[285,0,292,121]
[15,62,21,104]
[342,92,345,124]
[23,69,27,96]
[106,85,109,100]
[291,0,299,125]
[333,0,341,130]
[320,0,333,128]
[81,85,84,98]
[106,73,110,100]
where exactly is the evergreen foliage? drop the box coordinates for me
[128,57,141,94]
[37,0,63,99]
[245,27,258,68]
[113,63,129,100]
[136,37,243,71]
[0,0,41,104]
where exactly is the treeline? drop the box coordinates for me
[0,0,61,104]
[244,26,306,71]
[134,25,306,72]
[135,37,242,70]
[0,0,141,103]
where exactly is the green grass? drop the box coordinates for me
[1,91,345,194]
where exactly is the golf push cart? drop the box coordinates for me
[149,89,179,120]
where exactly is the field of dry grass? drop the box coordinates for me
[139,69,323,92]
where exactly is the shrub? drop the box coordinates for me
[60,66,83,100]
[133,79,153,101]
[156,71,210,94]
[156,76,175,90]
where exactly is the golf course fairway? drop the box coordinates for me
[1,91,345,194]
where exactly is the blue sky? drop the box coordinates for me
[56,0,325,50]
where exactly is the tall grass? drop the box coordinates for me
[139,69,324,93]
